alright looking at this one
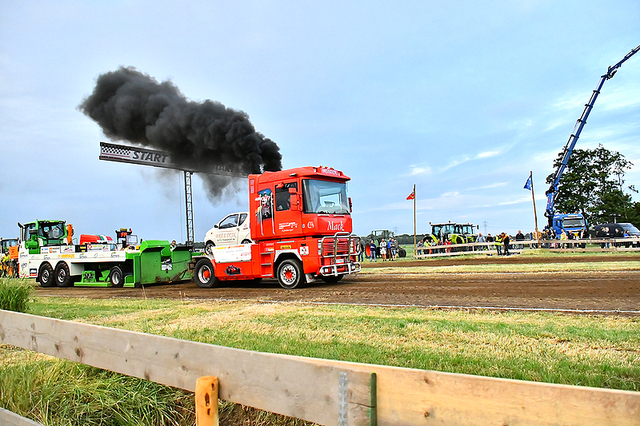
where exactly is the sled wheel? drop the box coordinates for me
[109,266,124,288]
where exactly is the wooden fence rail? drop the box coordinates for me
[1,310,639,425]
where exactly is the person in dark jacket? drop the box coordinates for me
[502,232,511,256]
[515,230,525,249]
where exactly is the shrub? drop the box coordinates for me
[0,278,32,312]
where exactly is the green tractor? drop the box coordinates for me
[429,222,479,252]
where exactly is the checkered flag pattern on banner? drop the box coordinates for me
[101,143,131,158]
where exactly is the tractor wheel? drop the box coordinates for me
[38,263,55,287]
[194,258,219,288]
[277,259,303,289]
[54,262,72,287]
[109,266,124,288]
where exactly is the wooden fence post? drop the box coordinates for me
[195,376,219,426]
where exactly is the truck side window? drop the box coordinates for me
[275,182,297,211]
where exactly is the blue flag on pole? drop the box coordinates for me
[523,173,532,190]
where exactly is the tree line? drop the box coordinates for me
[546,144,640,228]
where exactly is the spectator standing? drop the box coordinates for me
[502,232,511,256]
[477,233,486,251]
[380,239,387,261]
[388,238,395,261]
[494,233,503,255]
[515,230,525,250]
[369,240,377,262]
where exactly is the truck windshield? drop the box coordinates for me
[432,224,454,238]
[302,179,350,214]
[563,217,585,228]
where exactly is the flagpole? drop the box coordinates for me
[529,171,540,247]
[413,184,417,256]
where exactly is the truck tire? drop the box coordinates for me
[54,262,72,287]
[320,274,343,284]
[109,266,124,288]
[38,263,55,287]
[277,259,303,289]
[205,241,215,255]
[194,258,219,288]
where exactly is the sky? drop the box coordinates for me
[1,0,640,242]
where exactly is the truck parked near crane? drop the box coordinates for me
[192,166,361,289]
[544,44,640,237]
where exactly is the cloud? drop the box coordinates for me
[472,182,508,190]
[476,150,501,159]
[404,165,432,176]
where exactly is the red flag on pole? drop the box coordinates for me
[406,190,415,200]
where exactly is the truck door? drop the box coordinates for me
[275,182,299,235]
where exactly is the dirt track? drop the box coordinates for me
[34,254,640,314]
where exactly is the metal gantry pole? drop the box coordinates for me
[184,171,195,245]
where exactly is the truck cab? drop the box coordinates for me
[249,167,352,240]
[19,220,70,254]
[552,213,587,238]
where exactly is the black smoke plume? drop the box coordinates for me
[79,66,282,200]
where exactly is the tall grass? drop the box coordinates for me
[0,278,32,312]
[0,346,195,426]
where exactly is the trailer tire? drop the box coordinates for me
[109,266,124,288]
[194,258,219,288]
[277,259,303,289]
[54,262,72,287]
[38,263,55,287]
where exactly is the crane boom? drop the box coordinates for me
[544,44,640,229]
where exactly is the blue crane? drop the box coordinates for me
[544,44,640,234]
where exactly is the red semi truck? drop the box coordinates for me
[193,166,361,289]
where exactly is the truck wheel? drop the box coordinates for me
[321,275,343,284]
[195,258,219,288]
[277,259,303,289]
[241,239,252,244]
[109,266,124,288]
[38,263,55,287]
[54,262,72,287]
[205,241,215,255]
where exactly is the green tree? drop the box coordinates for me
[546,144,637,226]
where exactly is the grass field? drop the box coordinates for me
[1,260,639,425]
